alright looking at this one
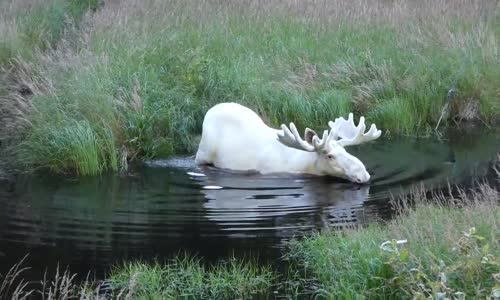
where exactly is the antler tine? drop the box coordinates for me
[277,122,315,152]
[313,130,329,150]
[327,113,382,147]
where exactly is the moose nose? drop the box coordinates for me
[354,171,370,184]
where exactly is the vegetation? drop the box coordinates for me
[108,256,274,299]
[286,182,500,299]
[1,255,275,299]
[1,2,496,295]
[0,0,498,175]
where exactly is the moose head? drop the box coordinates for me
[277,113,381,183]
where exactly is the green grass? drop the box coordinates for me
[0,0,498,175]
[285,184,500,299]
[0,0,101,64]
[108,255,275,299]
[18,117,118,175]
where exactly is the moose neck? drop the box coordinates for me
[285,149,325,175]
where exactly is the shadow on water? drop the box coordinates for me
[0,130,498,280]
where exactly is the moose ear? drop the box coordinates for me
[304,128,318,145]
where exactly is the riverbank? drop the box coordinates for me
[285,183,499,298]
[2,166,498,299]
[0,0,498,175]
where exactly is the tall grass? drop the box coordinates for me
[0,0,100,63]
[0,0,103,173]
[1,0,498,175]
[19,118,118,175]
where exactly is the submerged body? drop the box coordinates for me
[195,103,381,183]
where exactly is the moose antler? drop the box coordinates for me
[278,114,381,151]
[277,123,316,151]
[277,123,332,152]
[328,113,381,146]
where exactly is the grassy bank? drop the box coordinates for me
[0,0,499,175]
[2,176,498,299]
[286,183,500,298]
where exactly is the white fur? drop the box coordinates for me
[195,103,378,183]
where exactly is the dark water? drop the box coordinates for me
[0,131,498,280]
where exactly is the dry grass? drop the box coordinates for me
[0,57,54,145]
[81,0,499,54]
[0,256,116,300]
[93,0,496,24]
[0,255,34,300]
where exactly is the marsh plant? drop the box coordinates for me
[0,0,498,175]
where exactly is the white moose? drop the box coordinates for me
[195,102,382,183]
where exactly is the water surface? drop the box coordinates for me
[0,131,497,279]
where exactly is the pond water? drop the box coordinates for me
[0,131,498,280]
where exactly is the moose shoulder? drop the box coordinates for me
[195,102,382,183]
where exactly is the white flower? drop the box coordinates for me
[379,239,407,252]
[380,240,394,252]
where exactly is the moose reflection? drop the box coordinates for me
[191,170,371,231]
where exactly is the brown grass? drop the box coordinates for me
[86,0,499,40]
[0,58,50,144]
[0,255,123,300]
[99,0,496,24]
